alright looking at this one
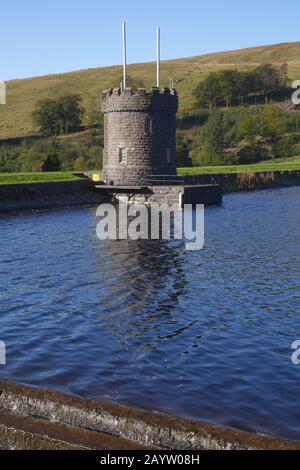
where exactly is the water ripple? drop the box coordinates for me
[0,187,300,441]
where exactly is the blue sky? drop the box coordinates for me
[1,0,299,80]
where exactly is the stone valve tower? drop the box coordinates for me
[95,24,222,206]
[101,23,178,186]
[101,86,178,185]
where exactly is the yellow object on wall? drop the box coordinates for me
[92,174,101,182]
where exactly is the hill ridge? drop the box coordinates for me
[1,41,300,139]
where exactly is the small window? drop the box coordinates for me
[166,148,172,164]
[144,118,152,135]
[119,148,127,164]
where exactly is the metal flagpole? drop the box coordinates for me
[156,26,160,88]
[122,21,127,89]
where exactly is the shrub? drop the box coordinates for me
[176,134,192,167]
[272,136,295,158]
[237,145,270,164]
[261,104,285,139]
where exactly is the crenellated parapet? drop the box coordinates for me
[101,87,178,113]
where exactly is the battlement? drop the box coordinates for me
[102,87,177,97]
[101,87,178,113]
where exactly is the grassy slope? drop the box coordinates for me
[1,42,300,140]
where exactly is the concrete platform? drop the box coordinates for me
[94,184,223,206]
[181,184,223,205]
[0,381,299,451]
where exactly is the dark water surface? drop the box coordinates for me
[0,187,300,440]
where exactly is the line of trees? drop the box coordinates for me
[203,104,288,163]
[32,94,84,136]
[0,135,103,173]
[177,105,300,167]
[193,64,288,109]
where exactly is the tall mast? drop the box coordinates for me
[156,26,160,88]
[122,21,127,89]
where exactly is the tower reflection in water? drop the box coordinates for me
[91,206,190,351]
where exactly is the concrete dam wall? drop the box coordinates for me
[182,169,300,192]
[0,179,109,214]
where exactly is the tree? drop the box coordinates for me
[57,94,84,134]
[218,69,239,107]
[272,135,295,158]
[203,110,225,163]
[86,106,104,129]
[17,140,62,172]
[0,145,21,172]
[42,153,61,172]
[176,134,191,166]
[236,71,252,105]
[194,64,288,109]
[32,95,84,136]
[239,115,260,145]
[252,64,281,99]
[261,104,285,139]
[18,145,44,172]
[193,72,221,110]
[74,156,86,171]
[32,99,60,135]
[279,63,288,89]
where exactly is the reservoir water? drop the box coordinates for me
[0,186,299,441]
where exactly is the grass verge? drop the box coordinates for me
[177,159,300,175]
[0,172,82,185]
[1,159,300,185]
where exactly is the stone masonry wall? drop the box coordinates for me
[0,180,109,214]
[101,87,178,185]
[116,185,183,206]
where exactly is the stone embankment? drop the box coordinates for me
[0,381,299,450]
[0,179,109,214]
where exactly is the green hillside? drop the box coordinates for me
[1,41,300,140]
